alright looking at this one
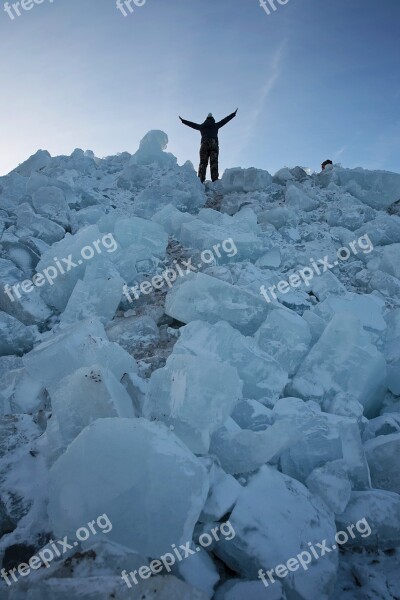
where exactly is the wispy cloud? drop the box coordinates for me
[234,39,287,159]
[333,145,347,160]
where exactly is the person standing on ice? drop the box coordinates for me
[179,109,238,183]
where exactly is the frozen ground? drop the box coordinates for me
[0,131,400,599]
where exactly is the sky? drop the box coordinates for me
[0,0,399,176]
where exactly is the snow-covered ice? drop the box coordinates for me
[1,137,400,599]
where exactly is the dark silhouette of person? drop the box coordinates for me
[321,159,333,171]
[179,109,238,183]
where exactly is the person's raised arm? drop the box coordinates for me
[216,108,238,129]
[179,116,201,131]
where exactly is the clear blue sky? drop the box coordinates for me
[0,0,399,176]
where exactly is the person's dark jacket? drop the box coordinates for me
[181,111,237,143]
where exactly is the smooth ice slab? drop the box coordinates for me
[0,311,37,356]
[165,272,270,335]
[60,275,124,326]
[312,292,387,337]
[384,308,400,394]
[114,217,168,257]
[48,418,209,557]
[213,466,337,600]
[336,490,400,550]
[328,166,400,209]
[199,458,242,522]
[179,218,263,263]
[290,313,387,417]
[173,320,288,401]
[47,365,135,459]
[0,258,52,326]
[221,167,272,192]
[151,204,196,238]
[255,308,311,375]
[277,398,371,490]
[214,579,283,600]
[16,205,65,244]
[305,460,352,515]
[210,417,306,475]
[144,354,242,453]
[36,225,107,312]
[12,575,210,600]
[364,433,400,494]
[285,185,319,212]
[32,186,70,228]
[23,319,137,387]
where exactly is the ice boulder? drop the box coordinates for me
[32,186,70,228]
[308,271,346,301]
[290,313,387,417]
[0,258,52,326]
[71,206,105,233]
[133,161,206,218]
[106,314,159,354]
[179,214,263,263]
[325,195,375,230]
[0,311,37,356]
[378,243,400,280]
[311,293,387,338]
[36,225,108,312]
[59,274,124,326]
[254,308,311,375]
[173,320,288,401]
[48,418,209,556]
[130,130,177,168]
[177,548,220,598]
[364,433,400,494]
[199,458,242,522]
[214,579,284,600]
[23,318,137,388]
[221,167,272,192]
[258,206,298,230]
[165,272,271,335]
[273,167,294,184]
[16,205,65,244]
[335,490,400,550]
[362,413,400,442]
[329,166,400,210]
[276,398,371,490]
[144,354,242,453]
[231,398,274,431]
[210,416,306,475]
[384,309,400,394]
[213,466,338,600]
[305,460,352,515]
[47,365,135,459]
[152,204,196,238]
[285,185,319,212]
[114,216,167,257]
[198,207,260,234]
[353,214,400,246]
[10,574,210,600]
[14,149,51,176]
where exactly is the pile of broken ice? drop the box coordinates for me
[1,130,400,599]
